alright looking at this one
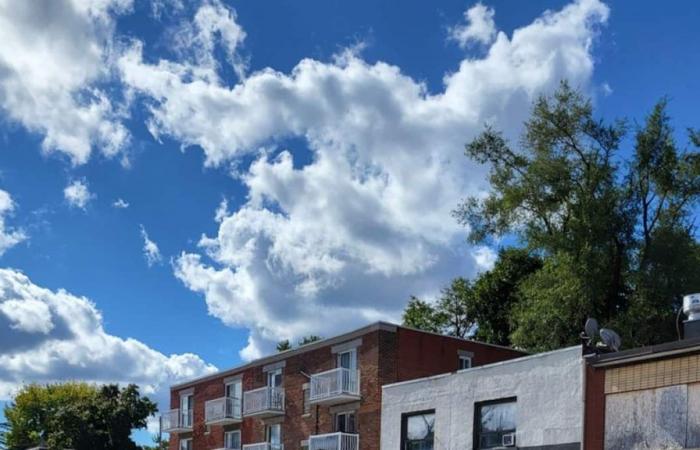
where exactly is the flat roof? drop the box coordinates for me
[587,336,700,368]
[170,321,524,390]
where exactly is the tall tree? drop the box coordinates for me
[469,248,543,346]
[403,278,475,339]
[3,382,156,450]
[298,335,323,346]
[449,82,700,350]
[276,340,292,352]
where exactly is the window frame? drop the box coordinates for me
[225,429,241,450]
[179,438,193,450]
[458,355,472,370]
[400,409,436,450]
[266,423,282,445]
[302,385,311,415]
[334,410,357,433]
[473,397,517,450]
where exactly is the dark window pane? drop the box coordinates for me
[402,411,435,450]
[476,400,516,449]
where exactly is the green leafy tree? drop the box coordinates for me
[276,340,292,352]
[451,82,700,350]
[469,248,543,346]
[402,297,443,333]
[4,382,157,450]
[403,278,475,339]
[298,335,323,346]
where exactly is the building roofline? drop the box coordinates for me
[396,323,529,354]
[381,345,581,390]
[170,321,525,391]
[587,337,700,368]
[171,321,397,390]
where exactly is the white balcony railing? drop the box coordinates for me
[242,386,285,417]
[161,408,193,432]
[309,432,359,450]
[309,368,360,403]
[205,396,242,423]
[242,444,283,450]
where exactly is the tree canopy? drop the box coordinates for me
[405,82,700,351]
[3,382,157,450]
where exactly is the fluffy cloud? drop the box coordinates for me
[113,198,130,209]
[449,3,497,48]
[124,0,609,359]
[0,190,26,256]
[140,225,162,267]
[0,268,216,413]
[0,0,131,165]
[64,179,94,209]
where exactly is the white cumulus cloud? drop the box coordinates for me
[0,268,216,414]
[0,190,26,256]
[140,225,162,267]
[113,198,130,209]
[0,0,131,165]
[64,179,94,209]
[123,0,609,359]
[449,3,497,48]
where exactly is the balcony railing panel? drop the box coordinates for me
[309,368,360,403]
[161,408,193,432]
[242,386,285,416]
[309,432,359,450]
[205,396,242,423]
[242,444,283,450]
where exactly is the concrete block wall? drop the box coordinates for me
[380,346,583,450]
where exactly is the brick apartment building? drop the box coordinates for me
[162,321,525,450]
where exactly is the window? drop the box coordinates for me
[180,393,193,427]
[474,398,516,449]
[337,349,357,370]
[179,438,192,450]
[302,386,311,415]
[267,368,283,388]
[401,410,435,450]
[335,411,357,433]
[226,379,242,399]
[267,423,282,446]
[459,355,472,370]
[225,430,241,450]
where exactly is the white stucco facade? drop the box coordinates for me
[380,346,583,450]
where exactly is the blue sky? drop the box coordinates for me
[0,0,698,441]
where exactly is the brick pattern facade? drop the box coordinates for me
[167,323,525,450]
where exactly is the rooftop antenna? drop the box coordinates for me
[584,318,599,342]
[581,317,621,353]
[599,328,622,352]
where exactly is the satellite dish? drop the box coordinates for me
[584,318,599,339]
[599,328,622,352]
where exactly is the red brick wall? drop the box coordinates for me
[583,363,605,450]
[395,327,526,381]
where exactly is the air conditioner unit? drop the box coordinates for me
[502,433,516,447]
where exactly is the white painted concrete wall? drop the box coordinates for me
[380,346,583,450]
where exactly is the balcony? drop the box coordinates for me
[309,368,360,405]
[161,408,193,433]
[242,444,283,450]
[309,432,359,450]
[205,396,242,425]
[242,386,285,418]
